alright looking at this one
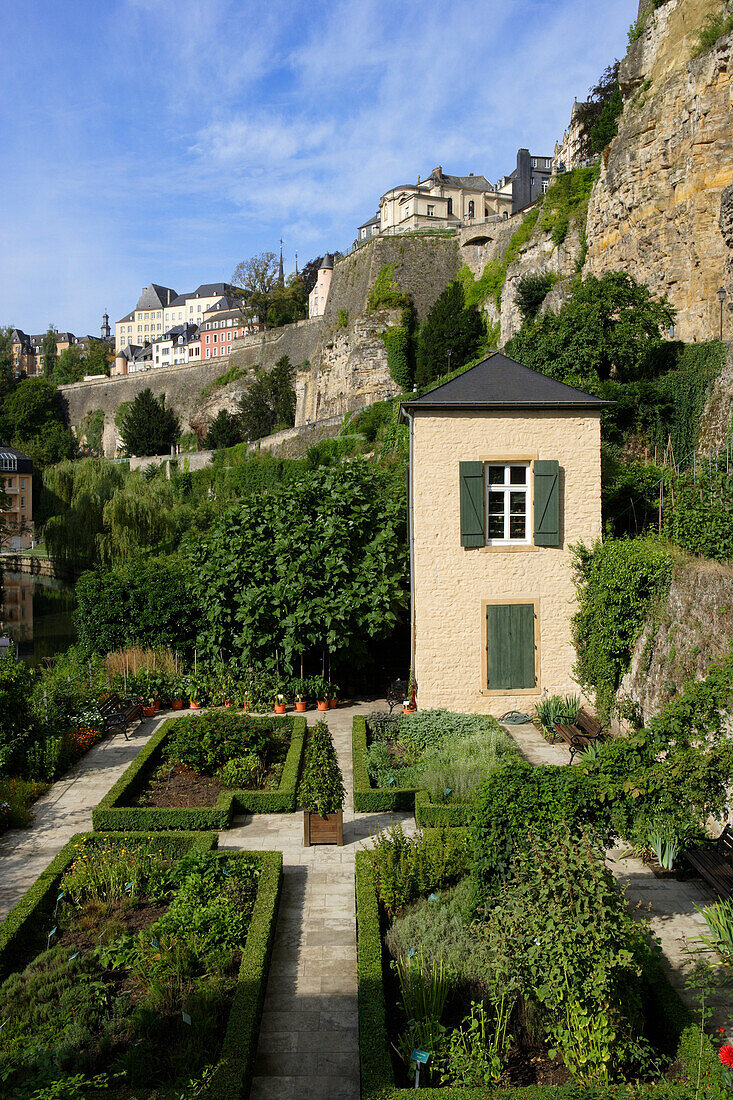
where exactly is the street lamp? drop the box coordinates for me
[717,286,727,340]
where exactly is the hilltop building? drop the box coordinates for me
[115,284,177,351]
[308,254,334,318]
[378,167,511,234]
[8,327,100,377]
[0,446,33,550]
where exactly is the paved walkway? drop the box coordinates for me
[219,701,414,1100]
[0,715,164,921]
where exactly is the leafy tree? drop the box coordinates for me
[0,375,76,468]
[75,553,197,654]
[300,256,323,296]
[231,251,279,326]
[53,345,85,385]
[267,274,308,328]
[0,648,38,773]
[83,340,113,377]
[119,388,180,456]
[506,272,676,390]
[0,327,16,402]
[43,458,126,563]
[514,271,555,323]
[415,280,485,387]
[239,356,296,442]
[41,325,59,378]
[575,61,622,159]
[205,409,243,450]
[185,460,408,674]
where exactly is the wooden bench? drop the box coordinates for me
[684,825,733,899]
[553,707,606,762]
[99,694,143,741]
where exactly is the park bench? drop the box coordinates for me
[553,707,606,762]
[386,679,408,715]
[99,694,143,741]
[684,825,733,899]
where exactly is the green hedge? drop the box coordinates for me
[92,716,307,830]
[352,716,419,812]
[355,850,721,1099]
[0,831,216,983]
[203,849,282,1099]
[414,789,476,828]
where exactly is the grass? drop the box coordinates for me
[692,6,733,56]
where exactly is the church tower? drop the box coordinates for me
[101,310,111,340]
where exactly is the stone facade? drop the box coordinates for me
[584,0,733,342]
[411,408,602,715]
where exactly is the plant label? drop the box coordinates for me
[182,1011,192,1025]
[411,1049,430,1064]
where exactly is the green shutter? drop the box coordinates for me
[533,460,560,546]
[459,462,485,547]
[486,603,536,689]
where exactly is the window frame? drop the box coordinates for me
[484,461,531,546]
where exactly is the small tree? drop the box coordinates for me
[119,388,180,456]
[515,271,555,323]
[415,280,485,387]
[239,357,296,442]
[231,252,279,326]
[41,325,59,378]
[53,345,85,385]
[205,409,243,450]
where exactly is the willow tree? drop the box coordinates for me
[97,474,180,563]
[43,459,126,563]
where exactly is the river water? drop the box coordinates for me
[0,571,76,665]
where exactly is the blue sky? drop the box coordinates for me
[0,0,637,336]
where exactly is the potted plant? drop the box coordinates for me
[188,671,206,709]
[298,720,345,846]
[403,667,417,714]
[328,682,339,709]
[274,691,287,715]
[312,675,330,711]
[291,677,308,713]
[171,673,189,710]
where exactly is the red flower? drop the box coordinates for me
[719,1045,733,1068]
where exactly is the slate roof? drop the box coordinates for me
[358,213,380,230]
[117,310,134,323]
[399,353,610,416]
[170,282,233,307]
[134,284,178,311]
[0,445,33,473]
[320,253,334,270]
[430,170,492,190]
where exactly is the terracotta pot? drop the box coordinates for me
[172,699,185,710]
[224,701,233,708]
[303,809,343,846]
[403,705,416,715]
[153,700,161,713]
[190,700,202,710]
[142,705,156,718]
[328,698,337,709]
[243,702,251,711]
[316,700,329,711]
[295,700,307,713]
[274,703,287,714]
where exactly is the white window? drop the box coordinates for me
[145,312,149,320]
[144,325,149,332]
[157,311,161,318]
[485,463,529,544]
[206,334,210,344]
[542,180,550,193]
[197,304,201,312]
[531,158,537,168]
[127,325,132,333]
[138,325,142,332]
[426,205,434,216]
[121,337,126,346]
[206,349,211,358]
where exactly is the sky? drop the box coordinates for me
[0,0,637,337]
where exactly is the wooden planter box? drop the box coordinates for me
[303,809,343,846]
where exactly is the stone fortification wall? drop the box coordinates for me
[584,0,733,342]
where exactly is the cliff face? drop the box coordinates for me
[584,0,733,342]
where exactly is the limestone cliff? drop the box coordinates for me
[584,0,733,342]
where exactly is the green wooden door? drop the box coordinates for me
[486,603,536,690]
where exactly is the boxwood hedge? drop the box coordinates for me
[352,715,419,812]
[0,831,281,1100]
[414,789,476,828]
[355,850,723,1099]
[92,715,307,831]
[0,830,216,983]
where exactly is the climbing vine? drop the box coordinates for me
[367,264,408,310]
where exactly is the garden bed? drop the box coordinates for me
[0,830,282,1099]
[353,710,520,818]
[93,713,307,830]
[356,829,725,1099]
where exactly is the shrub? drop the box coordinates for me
[692,5,733,56]
[165,712,276,775]
[0,776,46,831]
[367,264,408,310]
[535,693,580,739]
[297,720,344,814]
[514,271,556,322]
[217,753,263,788]
[0,649,38,774]
[370,823,468,917]
[415,281,485,387]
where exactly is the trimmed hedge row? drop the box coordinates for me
[414,789,475,828]
[203,849,283,1099]
[0,831,216,984]
[355,850,722,1099]
[352,716,419,812]
[92,715,307,831]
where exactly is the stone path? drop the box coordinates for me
[219,701,414,1100]
[0,715,164,921]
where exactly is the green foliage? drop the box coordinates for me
[239,355,296,441]
[0,377,76,470]
[368,264,408,310]
[575,62,624,158]
[692,3,733,56]
[41,459,124,562]
[41,326,58,379]
[370,823,469,918]
[415,280,485,387]
[590,83,623,153]
[119,388,180,457]
[507,271,676,391]
[52,344,85,385]
[457,262,505,312]
[298,720,345,814]
[0,649,38,774]
[663,469,733,560]
[352,715,419,812]
[185,459,407,675]
[79,409,104,453]
[92,717,307,829]
[74,553,197,654]
[337,308,349,328]
[381,325,413,391]
[504,207,540,267]
[164,712,278,774]
[266,272,307,327]
[470,760,613,891]
[514,271,556,322]
[535,693,581,739]
[205,409,243,450]
[0,776,46,829]
[571,538,674,717]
